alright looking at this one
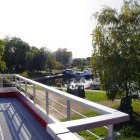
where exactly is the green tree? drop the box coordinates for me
[55,48,72,67]
[0,39,6,72]
[91,0,140,113]
[26,47,39,71]
[4,37,30,72]
[31,47,48,71]
[54,61,64,70]
[72,58,86,71]
[46,53,56,74]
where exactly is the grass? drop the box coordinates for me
[132,100,140,114]
[118,138,140,140]
[78,127,108,140]
[85,90,107,102]
[59,90,111,139]
[70,90,140,140]
[72,111,100,120]
[72,90,110,139]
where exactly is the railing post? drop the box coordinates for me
[11,75,13,86]
[33,85,36,103]
[46,91,49,115]
[25,81,27,96]
[108,125,113,140]
[15,76,17,87]
[67,100,71,120]
[19,78,21,91]
[1,75,4,87]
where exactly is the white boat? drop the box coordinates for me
[69,78,93,89]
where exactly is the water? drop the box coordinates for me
[35,76,71,87]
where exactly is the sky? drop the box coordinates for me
[0,0,123,58]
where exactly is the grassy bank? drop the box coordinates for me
[85,90,107,102]
[63,90,140,140]
[75,90,140,140]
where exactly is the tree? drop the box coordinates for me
[31,47,48,71]
[46,53,56,74]
[0,39,6,72]
[91,0,140,113]
[55,48,72,67]
[4,37,30,72]
[72,58,86,70]
[26,47,39,71]
[54,61,64,70]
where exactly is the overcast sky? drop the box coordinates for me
[0,0,123,58]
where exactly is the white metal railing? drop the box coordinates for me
[0,74,129,140]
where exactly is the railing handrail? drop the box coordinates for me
[0,74,129,140]
[14,74,115,114]
[47,111,129,134]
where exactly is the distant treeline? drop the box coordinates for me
[0,37,72,73]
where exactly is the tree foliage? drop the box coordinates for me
[26,47,39,71]
[0,39,6,72]
[4,37,30,72]
[72,58,87,70]
[46,52,55,73]
[26,47,48,71]
[55,48,72,67]
[0,37,72,73]
[91,0,140,105]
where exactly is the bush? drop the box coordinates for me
[119,125,136,137]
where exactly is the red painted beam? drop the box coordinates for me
[0,92,16,98]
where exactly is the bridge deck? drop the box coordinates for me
[0,98,53,140]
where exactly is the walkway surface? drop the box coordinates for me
[0,98,53,140]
